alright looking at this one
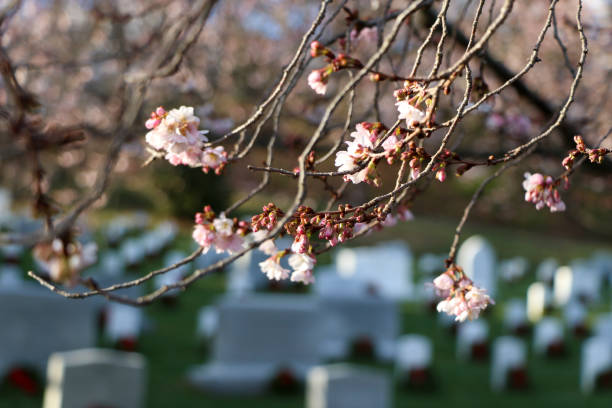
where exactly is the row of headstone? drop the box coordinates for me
[0,287,101,377]
[188,294,402,394]
[193,291,612,396]
[0,243,24,263]
[188,295,322,394]
[104,212,150,246]
[117,221,178,268]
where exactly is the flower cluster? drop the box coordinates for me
[307,41,363,95]
[394,82,431,128]
[433,265,494,322]
[145,106,227,173]
[192,206,248,254]
[335,122,384,184]
[522,172,566,212]
[251,231,316,285]
[33,238,97,284]
[562,135,611,170]
[249,201,417,285]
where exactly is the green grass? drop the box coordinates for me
[1,217,611,407]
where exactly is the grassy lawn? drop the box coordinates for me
[1,217,611,407]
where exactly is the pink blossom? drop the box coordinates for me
[291,234,309,254]
[435,168,446,182]
[145,117,161,130]
[214,233,243,254]
[334,150,358,173]
[252,230,278,256]
[192,224,216,252]
[201,146,227,171]
[193,213,244,254]
[335,123,377,184]
[433,272,454,297]
[434,266,494,322]
[288,253,316,285]
[212,214,234,236]
[318,222,334,240]
[522,172,566,212]
[308,69,328,95]
[465,286,494,311]
[144,106,211,168]
[396,100,426,128]
[382,135,399,154]
[259,257,290,281]
[344,166,370,184]
[349,123,375,151]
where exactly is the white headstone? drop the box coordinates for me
[536,258,558,284]
[98,251,126,277]
[580,337,612,393]
[553,266,573,307]
[120,239,145,267]
[533,317,564,356]
[319,296,399,361]
[457,320,489,360]
[456,235,497,297]
[395,334,434,388]
[417,277,437,307]
[594,314,612,339]
[0,287,100,376]
[396,335,432,371]
[491,336,527,391]
[504,299,528,334]
[500,257,529,282]
[313,265,368,298]
[140,232,164,257]
[196,306,218,341]
[306,364,391,408]
[188,295,322,395]
[526,282,547,323]
[105,303,143,344]
[564,301,587,332]
[590,251,612,286]
[334,241,413,300]
[570,261,601,304]
[43,348,146,408]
